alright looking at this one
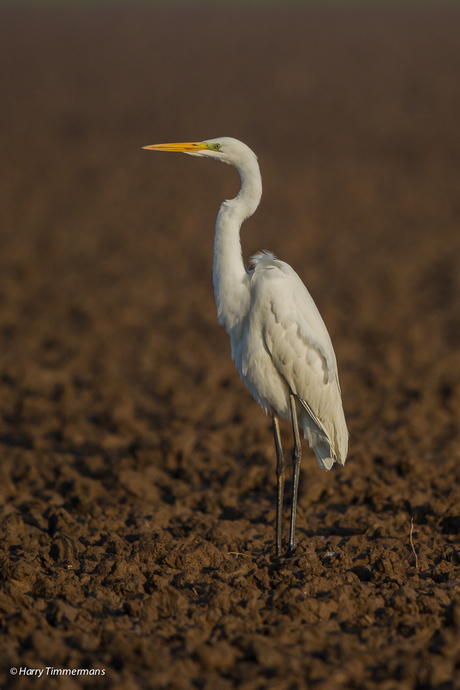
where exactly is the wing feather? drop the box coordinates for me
[250,255,348,467]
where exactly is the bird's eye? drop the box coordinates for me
[214,143,221,150]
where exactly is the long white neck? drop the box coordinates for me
[213,153,262,332]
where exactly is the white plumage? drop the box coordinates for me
[241,250,347,471]
[144,136,348,557]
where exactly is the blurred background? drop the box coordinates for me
[1,0,460,444]
[1,1,460,687]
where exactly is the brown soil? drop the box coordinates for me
[1,3,460,689]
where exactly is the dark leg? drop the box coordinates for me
[272,412,285,558]
[288,394,303,554]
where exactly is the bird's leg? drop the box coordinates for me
[288,394,303,555]
[272,412,285,558]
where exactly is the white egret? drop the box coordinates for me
[143,137,348,557]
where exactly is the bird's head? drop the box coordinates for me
[143,137,257,168]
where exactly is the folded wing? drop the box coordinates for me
[258,259,347,469]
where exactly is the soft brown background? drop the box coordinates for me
[1,3,460,689]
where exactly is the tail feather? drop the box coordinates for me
[302,419,347,471]
[312,439,336,471]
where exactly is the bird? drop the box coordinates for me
[143,137,348,557]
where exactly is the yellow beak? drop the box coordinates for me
[142,141,208,153]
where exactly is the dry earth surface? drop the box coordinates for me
[1,3,460,689]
